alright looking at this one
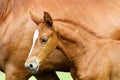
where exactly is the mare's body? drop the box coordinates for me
[1,0,120,80]
[31,0,120,39]
[0,0,69,80]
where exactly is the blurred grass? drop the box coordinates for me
[0,71,5,80]
[56,71,73,80]
[0,71,73,80]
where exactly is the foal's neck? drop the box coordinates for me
[53,20,102,61]
[54,20,102,45]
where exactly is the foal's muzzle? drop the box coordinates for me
[25,59,40,73]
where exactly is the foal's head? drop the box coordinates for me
[25,12,59,73]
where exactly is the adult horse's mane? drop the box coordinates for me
[0,0,31,22]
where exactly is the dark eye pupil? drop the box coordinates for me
[41,38,48,42]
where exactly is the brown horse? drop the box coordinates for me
[24,0,120,79]
[25,12,120,80]
[0,0,70,80]
[1,0,120,80]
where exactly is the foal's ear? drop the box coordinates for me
[44,12,53,27]
[30,12,41,25]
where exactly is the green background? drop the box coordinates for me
[0,71,73,80]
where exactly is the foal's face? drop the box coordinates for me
[25,12,59,73]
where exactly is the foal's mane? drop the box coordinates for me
[54,19,104,39]
[0,0,32,22]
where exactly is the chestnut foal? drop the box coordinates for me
[25,12,120,80]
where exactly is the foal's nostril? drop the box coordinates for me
[25,60,40,73]
[25,63,35,71]
[29,64,33,68]
[25,63,33,70]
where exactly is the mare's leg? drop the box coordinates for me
[35,71,60,80]
[5,63,30,80]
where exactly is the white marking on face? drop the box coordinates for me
[28,29,39,56]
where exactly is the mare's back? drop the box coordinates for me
[33,0,120,39]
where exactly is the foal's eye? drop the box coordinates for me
[40,38,48,43]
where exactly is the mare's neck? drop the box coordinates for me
[54,20,102,61]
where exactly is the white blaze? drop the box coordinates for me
[28,29,39,56]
